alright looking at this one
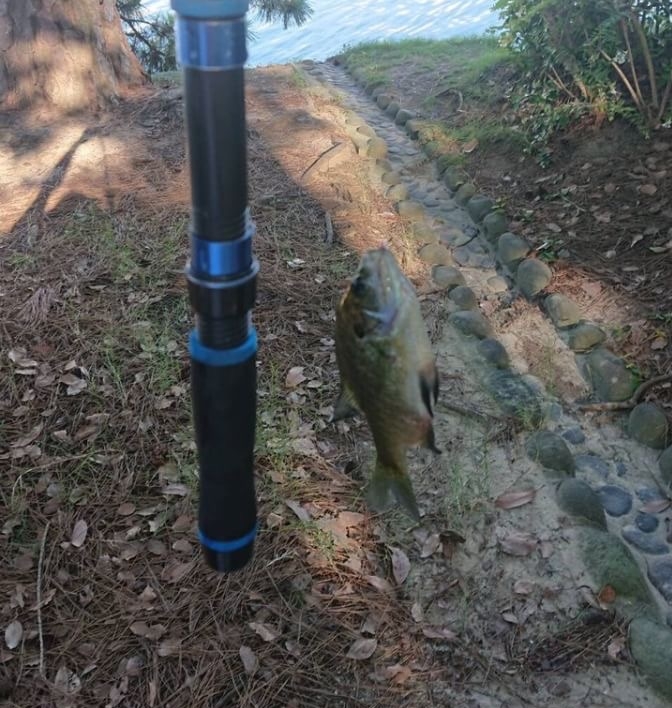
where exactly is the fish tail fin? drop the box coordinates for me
[366,459,420,522]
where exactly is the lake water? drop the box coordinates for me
[144,0,500,67]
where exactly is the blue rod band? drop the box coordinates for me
[189,328,257,367]
[191,233,252,278]
[171,0,248,19]
[198,522,257,553]
[176,16,246,69]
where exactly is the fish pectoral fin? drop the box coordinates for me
[330,385,360,423]
[366,459,420,522]
[419,361,439,417]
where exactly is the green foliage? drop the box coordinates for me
[494,0,672,130]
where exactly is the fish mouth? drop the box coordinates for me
[363,303,398,335]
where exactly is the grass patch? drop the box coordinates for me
[344,36,516,105]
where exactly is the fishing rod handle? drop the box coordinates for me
[172,0,258,572]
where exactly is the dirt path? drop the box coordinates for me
[1,65,670,707]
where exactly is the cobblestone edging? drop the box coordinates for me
[297,59,672,701]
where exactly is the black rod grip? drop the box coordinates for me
[191,342,257,572]
[183,67,247,240]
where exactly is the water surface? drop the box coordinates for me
[144,0,499,66]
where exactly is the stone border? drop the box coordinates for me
[297,60,672,701]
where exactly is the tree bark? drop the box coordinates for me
[0,0,148,113]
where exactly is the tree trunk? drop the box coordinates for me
[0,0,148,113]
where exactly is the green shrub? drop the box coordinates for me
[494,0,672,130]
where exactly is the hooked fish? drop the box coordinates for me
[333,246,440,521]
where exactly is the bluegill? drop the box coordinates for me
[333,246,440,521]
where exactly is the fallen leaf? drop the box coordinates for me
[501,611,519,624]
[390,547,410,585]
[130,622,166,641]
[420,533,441,558]
[285,366,306,388]
[365,575,393,593]
[597,585,616,605]
[59,374,87,395]
[513,580,535,595]
[630,234,644,248]
[125,656,144,676]
[411,602,424,623]
[422,626,457,641]
[10,423,43,448]
[346,637,377,660]
[462,138,479,154]
[546,222,562,233]
[285,639,301,657]
[249,622,280,642]
[640,183,658,195]
[4,621,23,650]
[382,664,412,684]
[360,613,380,636]
[651,337,668,350]
[161,483,188,497]
[608,636,626,659]
[266,512,284,529]
[54,665,80,694]
[157,638,182,657]
[172,539,193,553]
[117,502,136,517]
[495,488,536,510]
[641,499,671,513]
[239,645,258,675]
[499,531,538,556]
[162,561,194,584]
[291,437,319,456]
[70,520,88,548]
[285,499,311,523]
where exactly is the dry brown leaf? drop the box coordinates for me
[641,499,671,513]
[239,645,258,675]
[249,622,280,642]
[172,515,193,532]
[172,539,193,553]
[495,488,536,510]
[420,533,441,558]
[10,423,43,448]
[285,639,301,657]
[161,483,188,497]
[4,620,23,650]
[147,540,167,556]
[422,626,457,641]
[129,622,166,640]
[285,499,311,522]
[291,437,319,456]
[285,366,306,388]
[59,374,87,395]
[501,611,519,624]
[162,561,194,584]
[157,638,182,657]
[71,520,88,548]
[513,580,535,595]
[346,637,377,660]
[499,531,538,556]
[266,512,284,529]
[597,584,616,605]
[117,502,136,517]
[608,636,626,659]
[365,575,393,593]
[411,602,423,623]
[390,547,410,585]
[382,664,412,684]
